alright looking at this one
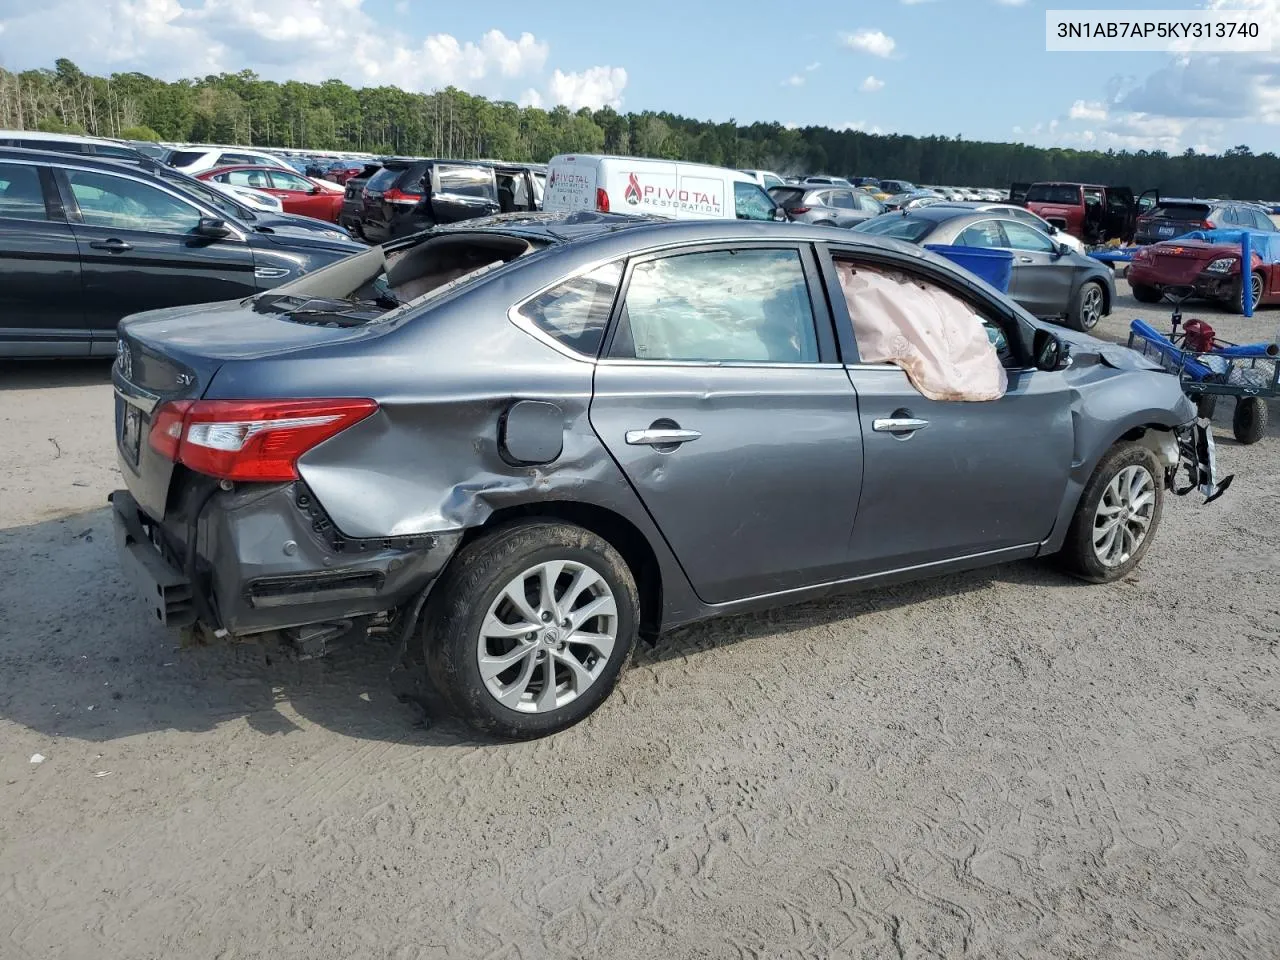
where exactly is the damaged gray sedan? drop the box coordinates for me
[110,213,1230,739]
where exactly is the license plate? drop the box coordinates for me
[119,401,142,465]
[1158,225,1175,237]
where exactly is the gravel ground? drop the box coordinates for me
[1,281,1278,960]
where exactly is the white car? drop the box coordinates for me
[929,201,1087,253]
[544,154,782,222]
[206,181,284,213]
[739,169,786,191]
[165,145,296,175]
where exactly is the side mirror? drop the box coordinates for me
[308,186,321,195]
[1056,242,1072,257]
[195,217,232,239]
[1033,328,1071,371]
[773,207,788,222]
[1047,224,1059,235]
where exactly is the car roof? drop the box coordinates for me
[0,128,122,146]
[199,164,300,175]
[878,207,995,225]
[0,144,156,169]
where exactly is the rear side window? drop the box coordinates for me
[1025,184,1081,205]
[218,169,272,188]
[609,249,819,363]
[1149,202,1210,220]
[219,153,262,166]
[91,144,141,160]
[435,164,496,200]
[0,163,49,220]
[519,261,623,357]
[167,150,208,168]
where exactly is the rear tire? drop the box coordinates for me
[422,520,639,740]
[1195,394,1218,420]
[1232,396,1268,445]
[1058,442,1164,583]
[1131,282,1163,304]
[1066,280,1106,331]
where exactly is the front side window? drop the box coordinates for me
[0,162,49,220]
[610,249,819,363]
[1026,184,1081,205]
[520,261,623,357]
[733,182,776,221]
[856,193,883,213]
[269,171,314,192]
[65,170,203,234]
[1000,220,1056,252]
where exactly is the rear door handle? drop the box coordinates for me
[89,239,133,252]
[1018,256,1033,263]
[872,417,929,433]
[625,428,702,447]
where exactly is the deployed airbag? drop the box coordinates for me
[835,261,1008,401]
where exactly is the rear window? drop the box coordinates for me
[0,162,49,220]
[1149,202,1211,220]
[167,150,208,168]
[519,262,623,356]
[435,164,496,200]
[769,187,806,206]
[364,167,402,193]
[1025,184,1081,205]
[852,215,935,242]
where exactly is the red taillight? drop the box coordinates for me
[147,400,192,461]
[149,398,377,482]
[595,188,610,212]
[1201,220,1216,229]
[383,188,419,205]
[788,206,810,215]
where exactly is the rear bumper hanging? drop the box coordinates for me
[1170,418,1233,504]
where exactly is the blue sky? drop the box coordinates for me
[1,0,1277,154]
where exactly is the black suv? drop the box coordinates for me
[352,158,505,244]
[1134,198,1277,245]
[339,160,386,236]
[0,147,364,358]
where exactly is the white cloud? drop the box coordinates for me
[546,66,627,110]
[1012,125,1023,135]
[805,61,821,72]
[833,120,885,135]
[783,121,801,130]
[1068,99,1108,122]
[782,73,805,87]
[518,87,543,109]
[860,75,885,93]
[0,0,622,107]
[841,29,896,58]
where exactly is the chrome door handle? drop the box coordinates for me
[872,417,929,433]
[625,428,702,446]
[1018,256,1033,263]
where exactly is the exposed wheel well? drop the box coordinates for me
[465,502,664,641]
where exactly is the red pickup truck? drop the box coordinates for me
[1011,182,1158,245]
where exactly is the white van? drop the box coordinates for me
[543,154,782,222]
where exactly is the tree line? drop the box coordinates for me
[2,58,1278,199]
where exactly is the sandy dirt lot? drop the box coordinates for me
[1,283,1278,960]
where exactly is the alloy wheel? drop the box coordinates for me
[1080,284,1103,329]
[477,560,618,713]
[1092,465,1156,567]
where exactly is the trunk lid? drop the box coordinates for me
[114,297,385,521]
[1144,240,1228,285]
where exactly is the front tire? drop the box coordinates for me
[1067,280,1106,331]
[422,520,639,740]
[1131,282,1163,304]
[1059,442,1164,583]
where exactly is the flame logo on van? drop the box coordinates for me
[624,173,642,205]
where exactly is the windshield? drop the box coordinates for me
[1026,184,1081,205]
[158,172,251,221]
[852,215,936,242]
